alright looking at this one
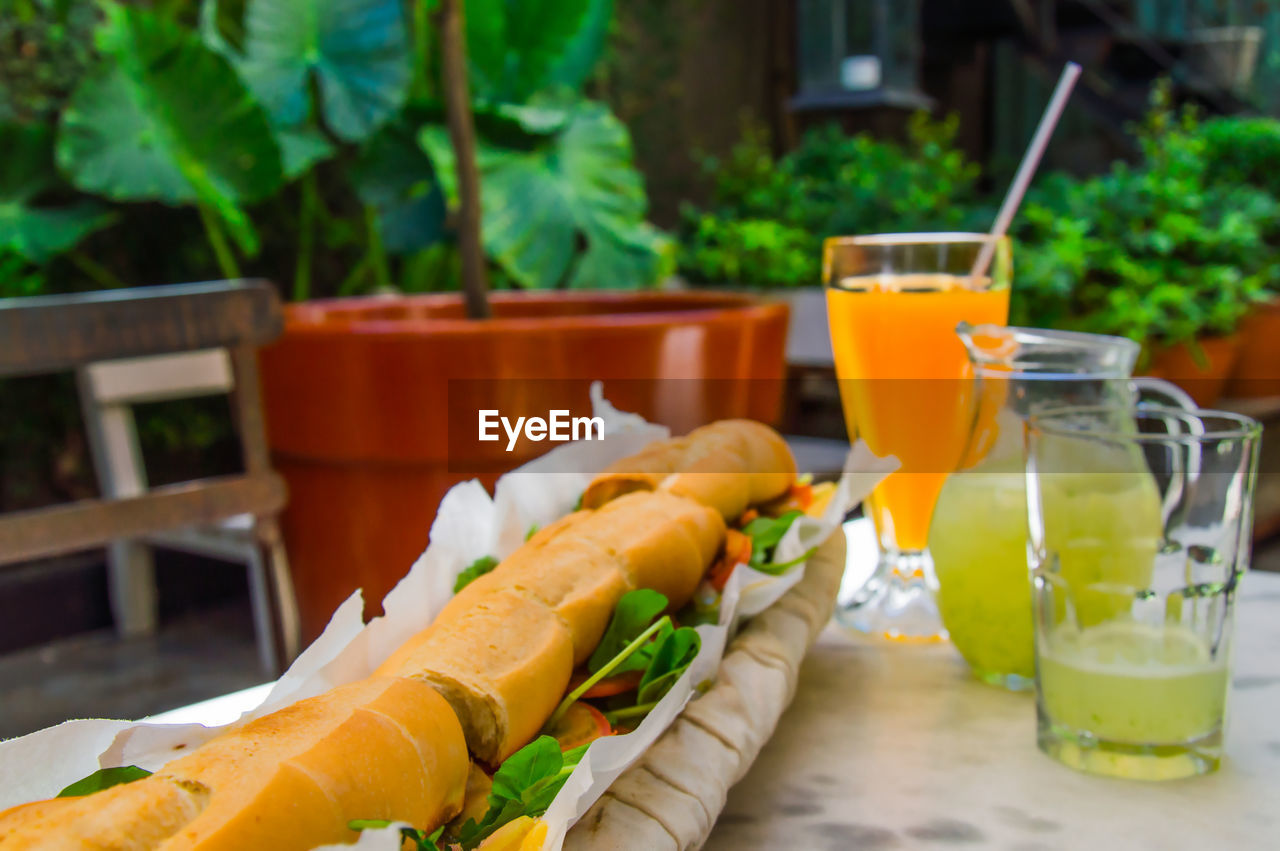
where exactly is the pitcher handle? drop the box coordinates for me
[1130,377,1200,521]
[1130,377,1198,411]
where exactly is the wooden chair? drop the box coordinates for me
[0,280,299,673]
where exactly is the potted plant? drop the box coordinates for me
[675,115,988,363]
[1013,90,1277,407]
[1200,116,1280,398]
[0,0,789,639]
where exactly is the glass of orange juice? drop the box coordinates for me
[824,233,1011,640]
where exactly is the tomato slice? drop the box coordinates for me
[546,701,612,751]
[568,668,643,699]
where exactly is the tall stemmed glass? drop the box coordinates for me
[825,233,1011,640]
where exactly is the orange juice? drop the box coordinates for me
[827,275,1010,550]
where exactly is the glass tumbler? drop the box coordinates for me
[1026,406,1261,780]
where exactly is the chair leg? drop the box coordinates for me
[245,545,279,675]
[254,516,300,673]
[268,536,301,665]
[107,540,158,638]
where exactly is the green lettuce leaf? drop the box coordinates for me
[58,765,151,798]
[454,555,499,593]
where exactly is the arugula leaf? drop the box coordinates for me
[348,820,443,850]
[572,491,585,511]
[636,626,701,704]
[454,555,499,593]
[57,765,151,798]
[742,510,804,565]
[587,588,668,673]
[489,735,563,804]
[458,736,584,849]
[525,523,539,541]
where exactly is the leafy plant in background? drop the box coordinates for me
[0,0,668,302]
[677,113,988,288]
[1012,84,1279,352]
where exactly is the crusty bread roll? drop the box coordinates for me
[577,492,724,609]
[375,590,575,766]
[581,420,796,520]
[0,677,468,851]
[442,536,632,666]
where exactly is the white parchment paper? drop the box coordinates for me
[0,387,896,851]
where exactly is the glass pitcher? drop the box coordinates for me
[928,324,1194,691]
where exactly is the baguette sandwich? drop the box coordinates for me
[0,419,818,851]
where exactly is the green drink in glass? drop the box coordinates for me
[1027,406,1261,780]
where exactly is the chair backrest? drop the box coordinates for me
[0,280,287,566]
[79,350,236,501]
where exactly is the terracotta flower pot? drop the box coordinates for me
[1141,335,1242,408]
[1224,297,1280,399]
[258,291,789,640]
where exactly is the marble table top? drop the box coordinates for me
[703,528,1280,851]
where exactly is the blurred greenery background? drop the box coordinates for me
[3,0,1280,512]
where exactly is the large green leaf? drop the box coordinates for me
[422,102,670,289]
[57,3,281,254]
[466,0,594,103]
[352,116,445,254]
[0,123,113,263]
[237,0,411,143]
[200,0,335,177]
[545,0,613,91]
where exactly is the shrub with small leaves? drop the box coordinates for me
[678,112,988,287]
[1012,84,1278,348]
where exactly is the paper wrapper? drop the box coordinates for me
[0,385,896,850]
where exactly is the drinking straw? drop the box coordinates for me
[970,61,1083,281]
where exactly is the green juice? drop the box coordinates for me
[1039,623,1228,745]
[932,469,1035,685]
